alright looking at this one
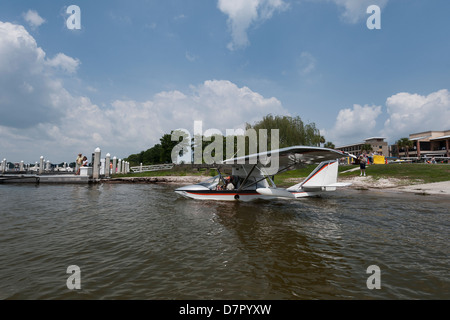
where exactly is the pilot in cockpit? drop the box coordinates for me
[224,176,236,190]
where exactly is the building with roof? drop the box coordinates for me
[336,137,388,156]
[401,130,450,159]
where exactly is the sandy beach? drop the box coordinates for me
[393,181,450,195]
[340,176,450,196]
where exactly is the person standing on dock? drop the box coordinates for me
[76,153,83,175]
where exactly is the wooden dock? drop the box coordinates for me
[0,174,90,184]
[1,146,178,184]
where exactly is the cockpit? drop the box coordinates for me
[195,174,268,191]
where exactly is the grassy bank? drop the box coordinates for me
[274,163,450,187]
[338,163,450,183]
[115,163,450,186]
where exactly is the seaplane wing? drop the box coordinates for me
[222,146,354,170]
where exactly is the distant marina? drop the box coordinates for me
[1,147,138,184]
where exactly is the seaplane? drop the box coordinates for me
[175,146,356,201]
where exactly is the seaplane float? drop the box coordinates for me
[175,146,356,201]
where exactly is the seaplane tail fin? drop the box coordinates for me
[287,160,342,192]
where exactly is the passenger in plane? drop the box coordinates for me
[225,176,235,190]
[214,175,237,190]
[215,176,230,190]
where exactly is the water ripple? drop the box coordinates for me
[0,184,448,299]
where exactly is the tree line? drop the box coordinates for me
[125,114,335,166]
[125,133,178,166]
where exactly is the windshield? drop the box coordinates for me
[196,175,221,189]
[196,174,269,190]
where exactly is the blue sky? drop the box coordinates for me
[1,0,450,163]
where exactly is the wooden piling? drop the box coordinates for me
[93,147,101,179]
[112,156,117,175]
[105,153,111,178]
[39,156,44,175]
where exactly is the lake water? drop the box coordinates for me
[0,182,448,300]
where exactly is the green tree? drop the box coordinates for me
[143,144,163,164]
[324,141,335,149]
[319,135,326,147]
[361,143,373,153]
[160,133,180,163]
[396,137,413,157]
[126,153,142,166]
[245,114,322,148]
[125,114,325,165]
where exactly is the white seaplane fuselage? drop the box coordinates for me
[175,149,352,201]
[175,186,320,201]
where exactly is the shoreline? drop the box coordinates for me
[100,175,206,184]
[340,176,450,196]
[100,175,450,196]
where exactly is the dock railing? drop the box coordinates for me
[1,147,177,180]
[130,164,174,173]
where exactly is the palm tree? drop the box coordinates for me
[395,139,402,158]
[361,143,373,153]
[324,141,335,149]
[396,137,413,158]
[319,135,326,147]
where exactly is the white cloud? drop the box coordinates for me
[217,0,288,50]
[326,0,388,23]
[105,80,287,150]
[324,89,450,147]
[0,21,65,128]
[185,51,198,62]
[174,14,186,21]
[23,10,46,29]
[0,23,79,129]
[325,104,382,146]
[383,89,450,140]
[86,86,98,93]
[0,20,288,162]
[297,51,316,75]
[45,53,80,74]
[9,80,286,162]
